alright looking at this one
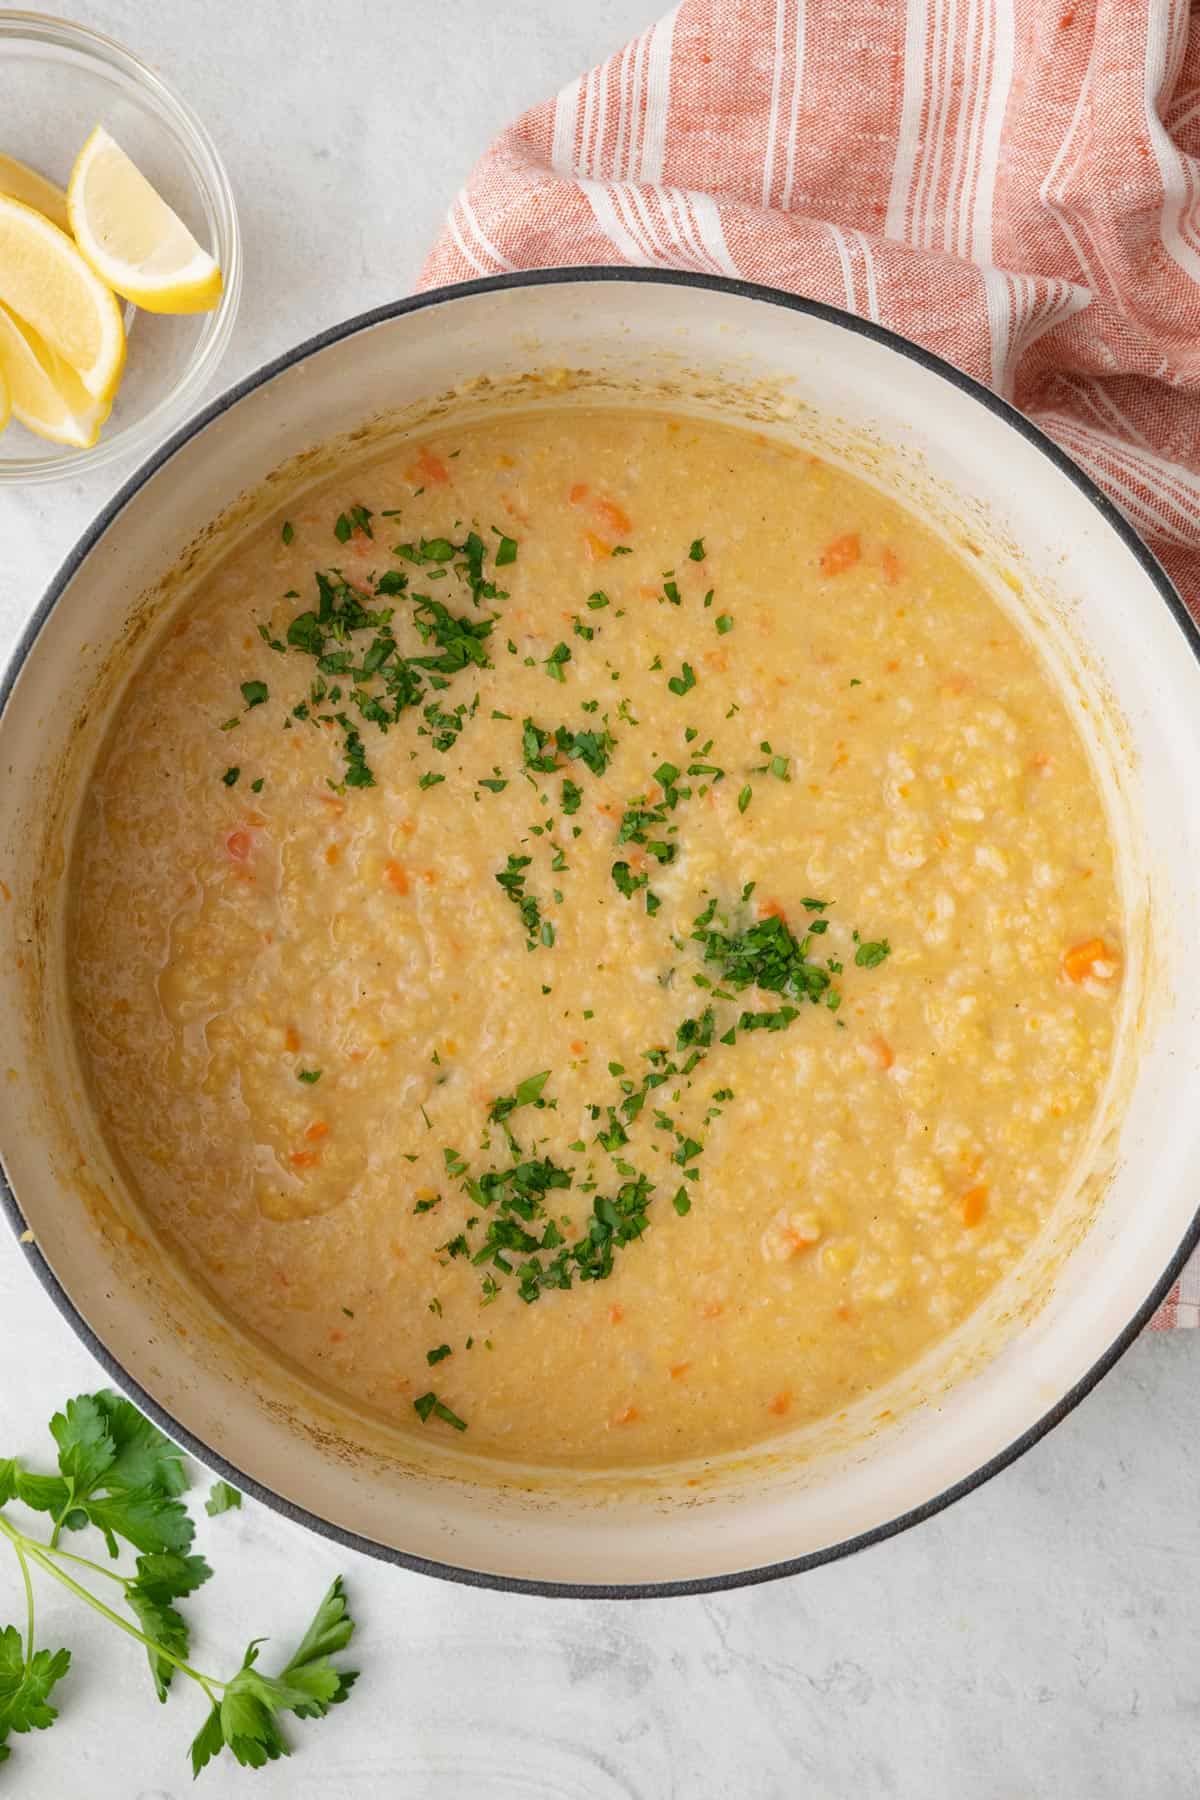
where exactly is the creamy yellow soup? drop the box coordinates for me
[68,409,1122,1468]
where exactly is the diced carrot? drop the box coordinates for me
[304,1120,329,1142]
[421,868,439,885]
[285,1025,301,1053]
[885,658,901,672]
[399,816,417,836]
[607,1304,624,1325]
[702,649,729,672]
[1029,751,1053,772]
[767,1391,792,1416]
[668,1362,690,1379]
[584,531,612,561]
[639,584,660,600]
[881,546,903,585]
[409,446,449,486]
[0,881,11,903]
[225,830,251,862]
[328,1327,344,1344]
[385,860,409,895]
[835,1302,856,1323]
[568,482,589,504]
[758,898,787,920]
[325,844,340,866]
[868,1033,895,1071]
[1062,937,1118,984]
[569,1039,586,1055]
[498,453,516,469]
[821,532,861,576]
[596,498,632,536]
[701,1300,724,1319]
[961,1184,988,1228]
[612,1404,639,1425]
[289,1149,319,1169]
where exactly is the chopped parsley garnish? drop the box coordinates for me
[612,861,649,899]
[688,538,706,561]
[281,520,295,544]
[296,1069,322,1084]
[561,778,583,815]
[495,853,547,949]
[692,903,836,1006]
[667,662,696,696]
[716,614,734,634]
[250,777,264,793]
[418,771,445,790]
[222,767,240,787]
[334,504,373,542]
[493,531,518,567]
[521,717,615,777]
[240,680,268,709]
[737,784,752,813]
[544,642,572,682]
[489,1070,551,1128]
[413,1392,467,1431]
[855,938,892,968]
[425,1345,452,1366]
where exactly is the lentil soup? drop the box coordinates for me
[68,409,1123,1468]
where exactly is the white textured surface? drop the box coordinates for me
[1,4,1198,1793]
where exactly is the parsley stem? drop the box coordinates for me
[0,1517,225,1693]
[37,1541,132,1587]
[13,1535,34,1662]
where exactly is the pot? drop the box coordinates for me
[3,270,1199,1596]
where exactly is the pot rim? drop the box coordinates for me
[4,265,1198,1599]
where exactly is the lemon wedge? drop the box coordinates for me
[0,302,109,448]
[68,126,223,315]
[0,362,10,435]
[0,151,69,231]
[0,193,125,401]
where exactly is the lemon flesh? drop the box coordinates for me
[68,126,223,315]
[0,301,110,448]
[0,193,125,401]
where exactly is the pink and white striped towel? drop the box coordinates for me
[420,0,1200,1326]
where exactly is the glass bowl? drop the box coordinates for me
[0,12,241,483]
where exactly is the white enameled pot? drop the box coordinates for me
[2,271,1199,1596]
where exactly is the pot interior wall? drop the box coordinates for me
[1,276,1198,1589]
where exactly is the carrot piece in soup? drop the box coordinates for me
[881,546,903,584]
[1062,938,1118,984]
[225,829,252,861]
[410,446,449,485]
[595,497,632,536]
[961,1184,988,1228]
[821,532,861,576]
[385,860,409,895]
[584,531,612,561]
[568,482,589,504]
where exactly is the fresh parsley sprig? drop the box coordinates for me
[0,1391,356,1778]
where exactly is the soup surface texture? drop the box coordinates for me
[69,409,1123,1468]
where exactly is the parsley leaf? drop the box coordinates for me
[189,1577,358,1776]
[204,1482,242,1518]
[0,1628,70,1764]
[855,938,892,968]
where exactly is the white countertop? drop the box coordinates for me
[2,4,1199,1793]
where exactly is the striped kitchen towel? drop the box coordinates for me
[421,0,1200,1327]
